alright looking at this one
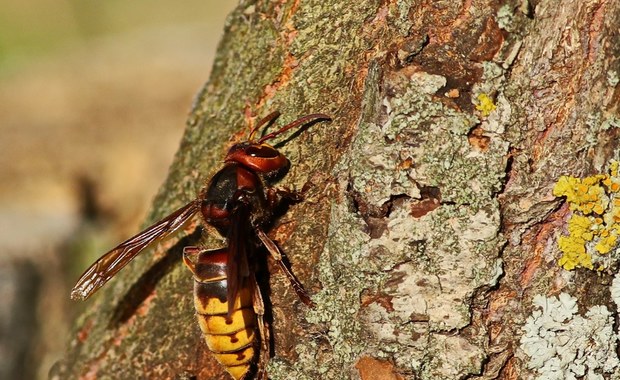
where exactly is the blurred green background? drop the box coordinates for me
[0,0,233,72]
[0,1,235,379]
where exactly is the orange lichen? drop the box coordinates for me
[553,161,620,270]
[475,93,496,116]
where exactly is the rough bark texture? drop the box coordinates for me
[54,1,620,380]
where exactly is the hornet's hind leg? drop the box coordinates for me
[250,271,270,380]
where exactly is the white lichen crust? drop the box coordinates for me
[611,274,620,308]
[520,293,620,380]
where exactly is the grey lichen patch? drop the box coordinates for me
[601,115,620,131]
[282,63,507,378]
[496,4,517,32]
[418,334,486,379]
[364,202,502,325]
[352,70,507,213]
[350,66,508,211]
[607,70,619,87]
[361,201,501,377]
[392,0,416,36]
[483,92,512,135]
[347,71,449,208]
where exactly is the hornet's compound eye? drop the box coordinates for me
[225,143,289,180]
[245,144,279,158]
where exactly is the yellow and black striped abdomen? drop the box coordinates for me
[183,248,258,380]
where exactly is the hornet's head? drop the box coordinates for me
[225,111,331,181]
[225,141,290,181]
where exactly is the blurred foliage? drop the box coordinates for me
[0,0,235,72]
[0,3,236,379]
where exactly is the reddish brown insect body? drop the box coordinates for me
[71,111,330,379]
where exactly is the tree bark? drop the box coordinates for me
[54,1,620,379]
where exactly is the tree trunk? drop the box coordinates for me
[54,1,620,379]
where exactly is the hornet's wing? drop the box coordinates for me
[71,200,200,300]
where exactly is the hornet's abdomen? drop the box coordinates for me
[183,248,258,380]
